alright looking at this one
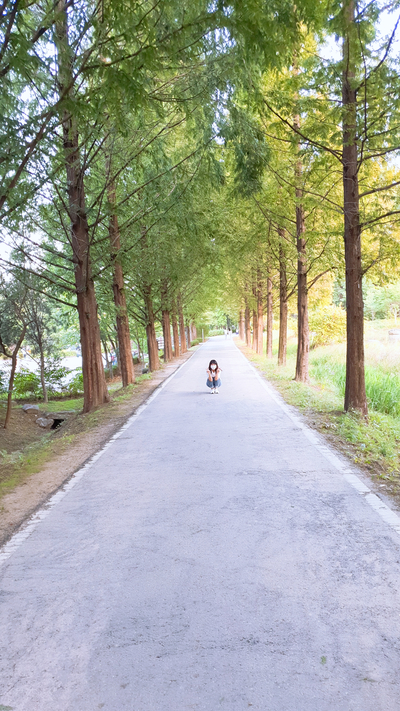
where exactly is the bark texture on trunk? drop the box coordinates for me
[56,1,109,412]
[36,331,48,403]
[245,300,251,347]
[266,276,273,359]
[108,179,134,387]
[252,282,258,351]
[293,107,309,383]
[256,271,264,355]
[178,296,187,353]
[295,199,309,382]
[102,340,112,379]
[161,281,173,362]
[172,309,180,357]
[144,292,159,371]
[278,238,288,367]
[143,287,159,371]
[186,325,191,350]
[342,0,367,415]
[39,349,47,404]
[252,307,258,351]
[239,309,245,341]
[162,310,173,361]
[4,327,26,429]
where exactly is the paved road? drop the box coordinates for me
[1,337,400,710]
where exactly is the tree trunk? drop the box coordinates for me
[161,280,173,362]
[239,309,245,340]
[292,106,309,382]
[266,276,273,359]
[108,178,135,387]
[245,299,251,347]
[107,336,119,376]
[252,307,258,351]
[4,326,26,429]
[256,271,263,355]
[172,308,180,357]
[278,238,288,367]
[186,325,191,349]
[143,287,159,371]
[252,281,258,351]
[178,296,187,353]
[295,199,309,382]
[102,340,112,379]
[342,0,367,415]
[39,349,47,403]
[56,1,109,412]
[162,310,173,361]
[37,332,48,403]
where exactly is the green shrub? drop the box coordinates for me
[0,368,8,395]
[67,369,84,396]
[13,368,42,399]
[44,361,70,394]
[309,306,346,348]
[208,329,225,337]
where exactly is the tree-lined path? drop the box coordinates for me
[1,338,400,709]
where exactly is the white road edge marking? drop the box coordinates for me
[0,350,200,568]
[236,343,400,538]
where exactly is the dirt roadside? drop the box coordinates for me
[0,349,196,547]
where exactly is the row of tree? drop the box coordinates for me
[217,0,400,417]
[1,0,400,421]
[0,0,227,416]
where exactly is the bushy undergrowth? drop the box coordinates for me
[67,370,84,396]
[0,368,8,395]
[8,366,84,400]
[13,369,42,399]
[309,305,346,348]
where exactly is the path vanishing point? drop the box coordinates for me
[2,336,400,710]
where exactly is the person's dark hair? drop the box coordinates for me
[208,359,219,371]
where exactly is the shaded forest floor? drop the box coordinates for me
[236,331,400,511]
[0,349,197,547]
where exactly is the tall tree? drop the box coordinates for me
[257,4,400,413]
[0,277,29,429]
[55,0,109,412]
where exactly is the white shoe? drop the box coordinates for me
[214,388,219,394]
[210,388,215,394]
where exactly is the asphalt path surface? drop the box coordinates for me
[2,336,400,710]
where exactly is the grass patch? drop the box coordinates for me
[111,374,152,403]
[310,352,400,417]
[42,398,84,412]
[0,432,74,497]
